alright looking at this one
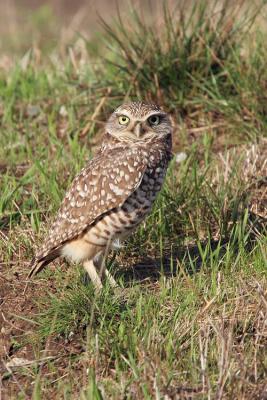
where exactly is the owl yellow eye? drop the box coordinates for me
[118,115,130,125]
[148,115,160,126]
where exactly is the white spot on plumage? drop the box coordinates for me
[109,183,124,196]
[106,193,112,201]
[79,191,87,198]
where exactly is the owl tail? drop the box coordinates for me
[28,248,61,278]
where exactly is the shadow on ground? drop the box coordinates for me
[118,211,266,284]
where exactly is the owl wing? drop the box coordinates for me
[29,145,148,276]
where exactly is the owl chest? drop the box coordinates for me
[121,165,167,222]
[85,163,167,247]
[139,165,166,199]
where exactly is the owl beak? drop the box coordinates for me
[133,122,145,138]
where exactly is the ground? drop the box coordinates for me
[0,1,267,399]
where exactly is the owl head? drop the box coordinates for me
[106,101,173,142]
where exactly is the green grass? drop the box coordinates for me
[35,242,266,397]
[0,1,267,399]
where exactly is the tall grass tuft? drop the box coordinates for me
[100,1,262,110]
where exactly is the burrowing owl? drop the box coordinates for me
[29,101,173,289]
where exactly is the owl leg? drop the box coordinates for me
[83,259,103,291]
[94,252,118,288]
[104,268,118,288]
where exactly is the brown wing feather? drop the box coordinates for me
[28,248,62,277]
[29,144,148,276]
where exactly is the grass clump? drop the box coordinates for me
[34,237,266,398]
[101,0,267,143]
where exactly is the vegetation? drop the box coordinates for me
[0,1,266,398]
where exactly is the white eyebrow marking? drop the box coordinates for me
[115,111,166,122]
[145,112,166,119]
[114,111,132,118]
